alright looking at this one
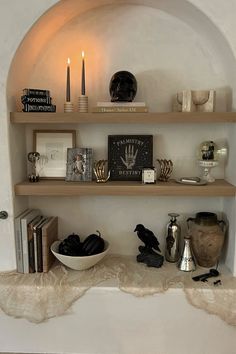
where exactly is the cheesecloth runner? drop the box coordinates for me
[0,255,235,324]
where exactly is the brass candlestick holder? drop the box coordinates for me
[93,160,110,183]
[78,95,88,113]
[64,101,74,113]
[157,159,173,182]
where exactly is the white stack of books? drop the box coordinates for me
[92,101,148,113]
[14,209,58,273]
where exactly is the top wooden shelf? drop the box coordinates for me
[10,112,236,124]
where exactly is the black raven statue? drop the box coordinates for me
[134,224,161,252]
[134,224,164,268]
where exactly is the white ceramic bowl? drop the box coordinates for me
[51,240,110,270]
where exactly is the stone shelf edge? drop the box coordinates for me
[14,179,236,197]
[10,112,236,124]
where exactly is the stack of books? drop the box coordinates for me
[14,209,58,273]
[22,88,56,112]
[92,101,148,113]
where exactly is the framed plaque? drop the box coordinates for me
[108,135,153,181]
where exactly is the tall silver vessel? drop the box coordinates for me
[165,213,181,262]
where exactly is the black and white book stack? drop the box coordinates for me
[22,88,56,112]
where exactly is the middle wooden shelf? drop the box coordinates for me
[14,179,235,197]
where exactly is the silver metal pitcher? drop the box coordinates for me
[178,236,196,272]
[165,213,181,263]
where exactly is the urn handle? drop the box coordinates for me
[187,217,195,229]
[218,220,227,233]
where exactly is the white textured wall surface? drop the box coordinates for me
[0,1,236,351]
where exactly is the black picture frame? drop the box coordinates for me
[108,135,153,181]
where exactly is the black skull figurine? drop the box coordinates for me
[109,71,137,102]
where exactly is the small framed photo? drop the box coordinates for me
[108,135,153,181]
[33,130,76,179]
[66,148,93,182]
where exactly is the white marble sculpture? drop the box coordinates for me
[173,90,216,112]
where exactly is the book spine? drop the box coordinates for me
[21,95,51,105]
[21,221,30,273]
[33,230,38,272]
[28,232,35,273]
[14,219,24,273]
[23,88,50,97]
[36,227,43,272]
[97,102,146,107]
[23,104,56,112]
[92,107,148,113]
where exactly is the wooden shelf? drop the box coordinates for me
[10,112,236,124]
[14,179,235,197]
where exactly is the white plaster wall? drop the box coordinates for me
[0,0,236,352]
[1,0,236,270]
[0,288,236,354]
[7,0,234,265]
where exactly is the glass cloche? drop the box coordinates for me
[197,140,219,161]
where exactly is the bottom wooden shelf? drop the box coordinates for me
[14,179,236,197]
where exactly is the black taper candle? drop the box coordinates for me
[81,51,86,95]
[66,58,71,102]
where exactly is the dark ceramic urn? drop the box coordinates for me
[187,212,226,268]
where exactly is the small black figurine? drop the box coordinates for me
[134,224,164,268]
[109,71,137,102]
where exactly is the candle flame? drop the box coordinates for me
[67,58,70,65]
[82,51,85,59]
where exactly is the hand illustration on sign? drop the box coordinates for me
[120,145,138,169]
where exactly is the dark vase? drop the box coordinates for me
[187,212,226,267]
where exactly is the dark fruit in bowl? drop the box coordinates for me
[82,230,105,256]
[59,233,84,256]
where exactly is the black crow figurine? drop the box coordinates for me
[134,224,161,252]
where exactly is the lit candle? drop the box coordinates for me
[81,51,86,95]
[66,58,71,102]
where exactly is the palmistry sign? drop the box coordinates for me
[108,135,153,181]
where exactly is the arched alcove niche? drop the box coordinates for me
[6,0,236,272]
[7,0,236,112]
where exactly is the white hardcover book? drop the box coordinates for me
[21,209,40,273]
[97,101,146,107]
[14,209,30,273]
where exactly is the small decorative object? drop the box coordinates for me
[33,130,76,179]
[173,90,215,112]
[108,135,153,181]
[66,147,93,181]
[109,71,137,102]
[192,268,220,282]
[134,224,164,268]
[142,167,156,184]
[187,212,226,268]
[78,51,88,113]
[175,177,207,185]
[165,213,181,263]
[178,235,196,272]
[197,140,219,182]
[28,152,40,182]
[156,159,173,182]
[64,58,73,113]
[22,88,56,112]
[93,160,110,183]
